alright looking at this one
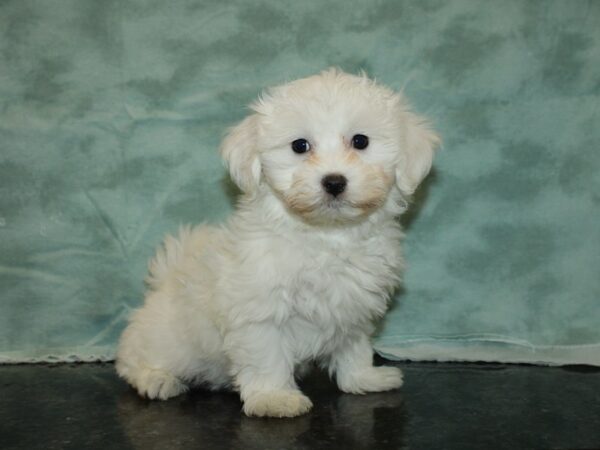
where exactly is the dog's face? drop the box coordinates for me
[220,69,439,225]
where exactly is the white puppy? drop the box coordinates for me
[116,68,439,418]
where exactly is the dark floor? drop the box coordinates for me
[1,359,600,450]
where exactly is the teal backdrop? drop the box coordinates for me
[1,0,599,364]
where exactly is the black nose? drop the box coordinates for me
[321,174,347,197]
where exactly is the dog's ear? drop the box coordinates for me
[220,114,261,194]
[395,111,441,196]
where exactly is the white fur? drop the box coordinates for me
[116,68,439,418]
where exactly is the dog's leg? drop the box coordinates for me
[131,366,189,400]
[331,333,403,394]
[226,324,313,418]
[116,325,190,401]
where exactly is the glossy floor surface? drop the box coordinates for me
[1,360,599,449]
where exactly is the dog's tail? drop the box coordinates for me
[146,225,203,290]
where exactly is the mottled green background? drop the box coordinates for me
[1,0,599,364]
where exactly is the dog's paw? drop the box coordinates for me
[338,366,403,394]
[243,390,313,418]
[136,368,188,400]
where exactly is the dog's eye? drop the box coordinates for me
[291,138,311,154]
[351,134,369,150]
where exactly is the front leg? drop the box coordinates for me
[331,333,403,394]
[225,324,312,418]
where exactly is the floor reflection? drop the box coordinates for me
[3,362,600,449]
[116,369,407,449]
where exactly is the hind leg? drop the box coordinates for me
[116,289,231,400]
[132,367,188,400]
[116,315,189,400]
[116,225,230,399]
[116,298,194,399]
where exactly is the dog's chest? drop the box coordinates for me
[267,235,400,359]
[279,233,402,328]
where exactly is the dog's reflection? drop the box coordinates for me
[117,378,406,449]
[330,391,407,448]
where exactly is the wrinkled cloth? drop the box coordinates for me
[1,0,599,364]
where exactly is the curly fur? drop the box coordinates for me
[116,68,439,417]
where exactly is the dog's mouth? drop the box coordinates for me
[284,193,382,226]
[331,195,384,212]
[324,196,345,209]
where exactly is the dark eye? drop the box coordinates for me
[351,134,369,150]
[291,138,311,154]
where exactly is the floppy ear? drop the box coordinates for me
[396,112,441,196]
[219,115,261,193]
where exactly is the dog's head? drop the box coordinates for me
[220,68,440,225]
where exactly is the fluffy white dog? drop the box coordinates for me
[116,68,439,418]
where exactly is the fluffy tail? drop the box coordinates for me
[146,225,198,289]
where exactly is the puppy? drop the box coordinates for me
[116,68,439,418]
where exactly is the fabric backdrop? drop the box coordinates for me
[1,0,599,364]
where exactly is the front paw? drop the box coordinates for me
[338,366,403,394]
[243,389,313,418]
